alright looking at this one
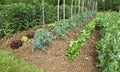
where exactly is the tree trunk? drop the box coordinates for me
[57,0,60,21]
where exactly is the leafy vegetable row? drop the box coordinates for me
[96,12,120,72]
[31,11,97,53]
[66,17,98,60]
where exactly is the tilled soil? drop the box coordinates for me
[0,18,101,72]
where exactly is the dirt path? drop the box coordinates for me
[0,18,101,72]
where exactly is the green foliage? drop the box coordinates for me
[31,29,53,53]
[98,0,120,11]
[59,5,71,19]
[96,12,120,72]
[31,11,96,52]
[0,2,72,37]
[0,3,36,37]
[0,49,43,72]
[66,18,97,60]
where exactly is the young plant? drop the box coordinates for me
[20,36,29,43]
[66,18,97,60]
[31,29,53,52]
[26,32,34,39]
[10,40,23,49]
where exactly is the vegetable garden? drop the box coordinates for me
[0,0,120,72]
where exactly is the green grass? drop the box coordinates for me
[0,49,43,72]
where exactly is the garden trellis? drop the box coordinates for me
[41,0,97,25]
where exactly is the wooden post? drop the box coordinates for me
[63,0,65,21]
[82,0,85,12]
[71,0,73,18]
[74,0,76,14]
[42,0,45,26]
[78,0,81,13]
[57,0,60,21]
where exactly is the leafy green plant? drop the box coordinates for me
[96,12,120,72]
[31,29,53,52]
[66,18,97,60]
[31,11,97,53]
[21,36,29,43]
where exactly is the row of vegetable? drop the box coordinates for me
[66,16,99,60]
[31,11,96,53]
[96,12,120,72]
[10,11,96,50]
[10,32,34,49]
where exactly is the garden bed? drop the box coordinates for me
[0,18,101,72]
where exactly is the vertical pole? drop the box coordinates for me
[90,0,92,11]
[87,0,90,11]
[74,0,76,14]
[57,0,60,21]
[71,0,73,18]
[63,0,65,21]
[82,0,85,12]
[42,0,45,27]
[78,0,81,13]
[96,0,98,11]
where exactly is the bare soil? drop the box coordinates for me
[0,18,101,72]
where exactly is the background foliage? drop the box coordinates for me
[0,0,120,11]
[0,2,73,37]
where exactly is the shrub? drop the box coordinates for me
[0,2,72,37]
